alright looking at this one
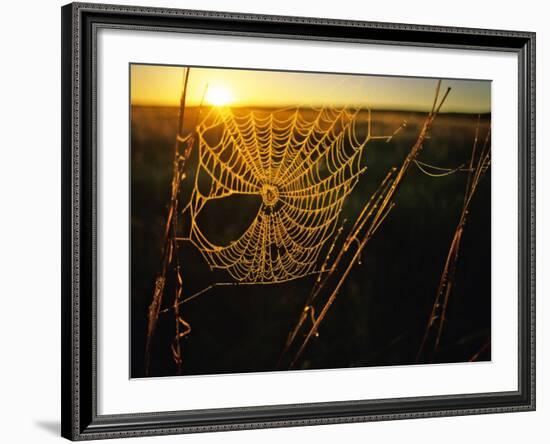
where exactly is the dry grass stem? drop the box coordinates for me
[416,117,491,363]
[283,80,452,369]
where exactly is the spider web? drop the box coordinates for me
[182,105,377,284]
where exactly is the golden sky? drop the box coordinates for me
[130,64,490,113]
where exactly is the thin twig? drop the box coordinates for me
[416,118,491,363]
[277,169,396,368]
[286,81,451,369]
[469,340,491,362]
[144,67,192,375]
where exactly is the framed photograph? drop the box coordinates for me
[61,2,535,440]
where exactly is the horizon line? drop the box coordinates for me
[130,102,491,115]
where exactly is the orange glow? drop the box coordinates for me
[130,64,491,113]
[205,85,234,106]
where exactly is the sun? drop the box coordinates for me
[205,85,234,106]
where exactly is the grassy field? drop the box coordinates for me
[131,105,491,378]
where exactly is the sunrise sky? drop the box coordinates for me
[130,64,491,113]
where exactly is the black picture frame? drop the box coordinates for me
[61,2,536,440]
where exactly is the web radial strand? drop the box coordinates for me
[188,105,370,284]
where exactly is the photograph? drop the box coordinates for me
[130,64,492,378]
[56,1,537,440]
[0,0,542,441]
